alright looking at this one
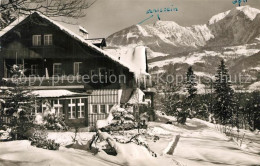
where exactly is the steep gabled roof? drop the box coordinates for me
[0,12,147,75]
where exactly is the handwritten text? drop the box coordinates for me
[232,0,248,6]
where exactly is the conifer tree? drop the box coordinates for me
[185,66,197,117]
[245,91,260,130]
[1,65,37,138]
[213,60,234,125]
[186,66,197,99]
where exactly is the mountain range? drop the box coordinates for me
[105,5,260,91]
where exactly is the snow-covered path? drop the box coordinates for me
[0,119,260,166]
[147,119,260,166]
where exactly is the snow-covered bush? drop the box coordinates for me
[0,126,12,141]
[38,100,68,131]
[96,105,137,132]
[88,105,157,161]
[29,126,60,150]
[43,114,68,131]
[88,130,157,158]
[30,134,60,150]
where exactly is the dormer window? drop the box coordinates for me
[44,34,53,45]
[32,35,41,46]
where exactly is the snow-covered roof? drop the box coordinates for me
[0,16,27,37]
[31,90,86,98]
[86,38,105,44]
[127,88,147,104]
[0,12,147,76]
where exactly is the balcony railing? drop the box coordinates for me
[1,76,85,88]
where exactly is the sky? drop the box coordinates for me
[65,0,260,38]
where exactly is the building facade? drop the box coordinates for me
[0,12,152,127]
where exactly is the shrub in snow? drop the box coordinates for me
[96,105,137,132]
[90,105,156,159]
[43,114,68,131]
[0,126,12,141]
[34,114,44,125]
[40,100,68,131]
[30,136,60,150]
[88,130,157,158]
[30,126,60,150]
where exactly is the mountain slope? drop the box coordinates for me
[106,6,260,59]
[105,6,260,91]
[207,6,260,46]
[107,21,214,58]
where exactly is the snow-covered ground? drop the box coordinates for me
[1,118,260,166]
[149,46,260,69]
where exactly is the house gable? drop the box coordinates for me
[0,12,144,75]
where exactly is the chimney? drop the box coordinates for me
[79,26,89,39]
[133,46,147,75]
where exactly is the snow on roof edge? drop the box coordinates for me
[79,25,88,34]
[31,89,86,98]
[0,16,27,37]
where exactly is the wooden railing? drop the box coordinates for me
[1,76,85,88]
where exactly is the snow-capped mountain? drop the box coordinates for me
[208,6,260,46]
[107,6,260,58]
[106,6,260,90]
[107,21,213,56]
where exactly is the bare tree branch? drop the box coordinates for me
[0,0,97,18]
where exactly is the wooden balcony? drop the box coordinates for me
[1,76,85,89]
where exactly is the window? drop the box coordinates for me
[90,70,97,77]
[32,35,41,46]
[109,69,116,82]
[100,105,106,114]
[99,68,106,77]
[34,101,40,115]
[77,98,85,118]
[90,70,98,82]
[99,68,107,82]
[41,103,47,113]
[53,100,63,115]
[74,62,82,76]
[44,34,53,45]
[68,99,76,119]
[31,64,38,75]
[92,105,98,114]
[53,63,62,76]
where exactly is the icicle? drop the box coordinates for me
[143,74,146,89]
